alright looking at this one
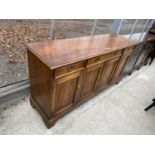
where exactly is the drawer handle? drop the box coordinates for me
[95,57,100,63]
[67,65,75,72]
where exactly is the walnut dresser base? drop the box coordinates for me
[26,34,138,128]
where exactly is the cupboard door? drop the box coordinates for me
[53,71,83,115]
[110,52,132,84]
[97,56,120,91]
[80,64,103,100]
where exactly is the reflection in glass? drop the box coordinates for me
[94,19,114,35]
[119,19,136,35]
[54,19,94,39]
[0,20,51,87]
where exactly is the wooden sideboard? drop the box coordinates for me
[26,34,138,128]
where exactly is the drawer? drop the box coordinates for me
[55,61,85,78]
[87,50,122,66]
[124,47,133,53]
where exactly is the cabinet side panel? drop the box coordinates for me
[27,50,52,118]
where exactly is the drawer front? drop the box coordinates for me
[87,50,122,66]
[124,47,133,53]
[55,61,85,78]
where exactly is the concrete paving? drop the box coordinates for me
[0,62,155,135]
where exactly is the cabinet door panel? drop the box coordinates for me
[97,57,120,90]
[111,52,131,81]
[54,71,83,115]
[80,65,102,99]
[56,78,78,112]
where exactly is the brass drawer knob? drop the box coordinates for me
[95,57,100,63]
[67,65,75,72]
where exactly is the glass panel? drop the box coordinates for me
[54,19,94,39]
[134,19,148,33]
[95,19,114,35]
[119,19,136,35]
[144,19,153,32]
[0,19,51,87]
[0,19,115,88]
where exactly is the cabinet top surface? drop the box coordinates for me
[26,34,138,69]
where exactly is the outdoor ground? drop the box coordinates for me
[0,20,51,87]
[0,61,155,134]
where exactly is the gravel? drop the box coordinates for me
[0,20,51,87]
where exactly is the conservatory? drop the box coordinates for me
[0,19,155,134]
